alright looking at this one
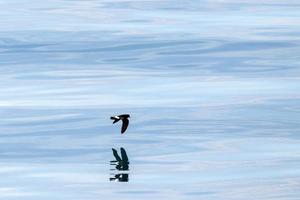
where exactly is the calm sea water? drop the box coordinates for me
[0,0,300,199]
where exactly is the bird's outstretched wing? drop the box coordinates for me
[111,116,120,124]
[120,147,129,162]
[121,118,129,134]
[112,148,122,162]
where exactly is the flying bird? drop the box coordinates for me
[110,114,130,134]
[110,147,129,182]
[111,147,129,168]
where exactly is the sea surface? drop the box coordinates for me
[0,0,300,199]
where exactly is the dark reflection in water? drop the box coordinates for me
[110,147,129,182]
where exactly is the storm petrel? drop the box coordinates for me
[110,114,130,134]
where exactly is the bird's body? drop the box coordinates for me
[110,114,130,134]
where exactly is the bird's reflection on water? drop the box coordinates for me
[110,147,129,182]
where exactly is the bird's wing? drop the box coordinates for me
[121,118,129,134]
[120,148,129,162]
[112,148,122,162]
[111,116,120,124]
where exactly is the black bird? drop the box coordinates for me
[110,114,130,134]
[111,147,129,170]
[110,147,129,182]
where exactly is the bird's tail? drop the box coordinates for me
[110,116,120,124]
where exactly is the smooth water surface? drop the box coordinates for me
[0,0,300,199]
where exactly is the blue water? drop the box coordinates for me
[1,0,300,199]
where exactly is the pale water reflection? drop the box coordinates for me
[0,0,300,199]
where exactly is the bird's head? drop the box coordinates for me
[121,114,130,118]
